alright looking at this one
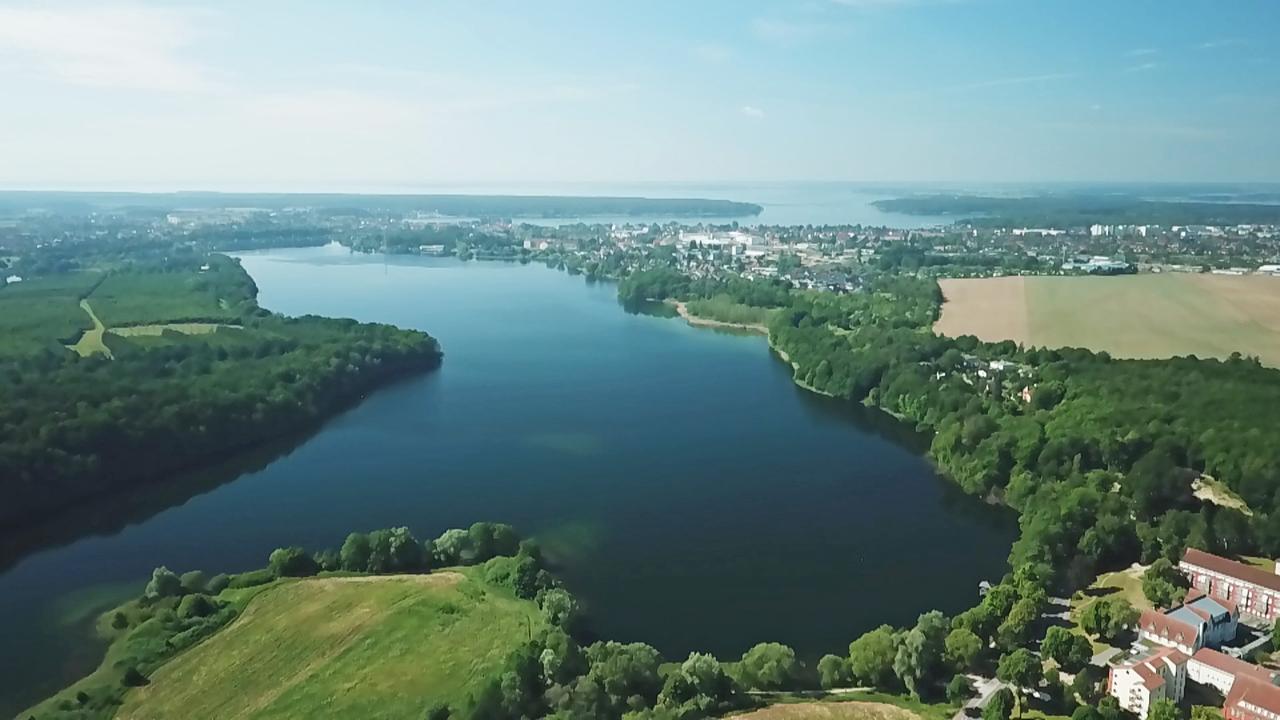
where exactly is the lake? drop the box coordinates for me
[0,245,1014,716]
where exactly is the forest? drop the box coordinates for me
[0,256,442,529]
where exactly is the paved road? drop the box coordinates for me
[953,675,1008,720]
[1090,646,1123,667]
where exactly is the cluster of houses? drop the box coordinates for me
[1108,549,1280,719]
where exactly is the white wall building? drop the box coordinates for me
[1109,646,1188,720]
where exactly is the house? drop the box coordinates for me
[1140,593,1239,653]
[1108,645,1188,720]
[1180,548,1280,622]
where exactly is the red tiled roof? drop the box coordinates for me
[1182,548,1280,594]
[1191,648,1277,684]
[1140,608,1200,645]
[1228,675,1280,715]
[1134,663,1166,690]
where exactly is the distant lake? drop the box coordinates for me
[0,246,1014,716]
[350,181,959,227]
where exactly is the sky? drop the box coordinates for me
[0,0,1278,191]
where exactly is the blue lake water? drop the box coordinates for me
[0,245,1014,715]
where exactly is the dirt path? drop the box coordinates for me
[68,299,112,358]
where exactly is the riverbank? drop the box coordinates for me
[671,300,769,334]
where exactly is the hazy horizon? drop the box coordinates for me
[2,0,1278,188]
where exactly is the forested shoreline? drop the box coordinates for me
[0,256,442,530]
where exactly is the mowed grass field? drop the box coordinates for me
[935,274,1280,366]
[730,701,922,720]
[114,571,543,720]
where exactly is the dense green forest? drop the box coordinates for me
[874,194,1280,226]
[0,256,441,529]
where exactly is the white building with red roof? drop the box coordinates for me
[1188,648,1279,695]
[1225,675,1280,720]
[1108,645,1189,720]
[1181,548,1280,622]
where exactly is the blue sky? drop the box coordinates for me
[0,0,1277,190]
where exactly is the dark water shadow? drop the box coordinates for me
[0,369,436,574]
[0,431,313,574]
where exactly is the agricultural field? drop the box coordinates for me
[935,274,1280,366]
[730,697,944,720]
[113,571,543,720]
[0,272,101,356]
[0,256,256,359]
[87,258,255,327]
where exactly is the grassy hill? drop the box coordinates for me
[26,569,542,720]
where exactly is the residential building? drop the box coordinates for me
[1140,593,1238,653]
[1226,676,1280,720]
[1108,646,1188,720]
[1188,648,1278,695]
[1181,548,1280,622]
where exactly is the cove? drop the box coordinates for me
[0,245,1015,716]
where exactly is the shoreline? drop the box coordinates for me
[669,300,769,334]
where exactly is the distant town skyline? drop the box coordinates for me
[1,0,1278,190]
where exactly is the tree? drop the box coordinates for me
[997,648,1042,692]
[1080,598,1138,643]
[1143,558,1190,608]
[179,570,207,594]
[737,643,804,691]
[1272,616,1280,651]
[945,628,983,671]
[585,641,664,713]
[538,588,580,631]
[1149,699,1180,720]
[983,687,1014,720]
[817,654,851,690]
[177,593,216,619]
[849,625,900,690]
[339,532,372,572]
[894,611,949,698]
[657,653,739,717]
[946,674,974,704]
[143,566,182,600]
[268,546,318,578]
[1042,627,1092,672]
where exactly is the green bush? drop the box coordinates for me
[226,568,274,589]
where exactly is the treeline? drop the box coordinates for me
[0,264,442,528]
[762,273,1280,590]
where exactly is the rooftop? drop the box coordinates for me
[1182,549,1280,594]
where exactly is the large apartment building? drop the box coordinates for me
[1181,548,1280,622]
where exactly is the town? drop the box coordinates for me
[7,203,1280,294]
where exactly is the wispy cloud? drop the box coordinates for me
[751,18,834,45]
[1124,61,1160,73]
[1198,39,1246,50]
[943,72,1076,93]
[740,105,765,118]
[0,5,216,92]
[830,0,961,7]
[1126,48,1158,57]
[1039,120,1221,141]
[692,44,734,64]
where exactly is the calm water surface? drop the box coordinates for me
[0,245,1014,715]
